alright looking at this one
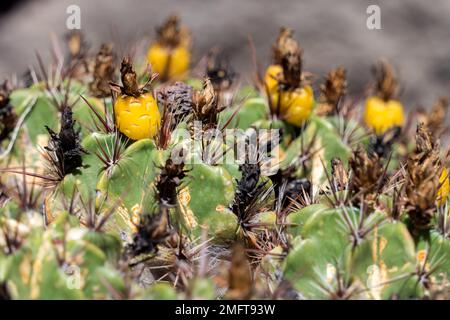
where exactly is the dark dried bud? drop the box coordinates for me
[405,124,442,233]
[284,178,311,205]
[373,60,399,101]
[120,57,140,97]
[156,158,187,207]
[317,67,347,116]
[417,97,449,138]
[273,28,302,89]
[231,163,264,216]
[89,43,115,97]
[368,126,401,159]
[157,82,193,126]
[128,209,173,256]
[155,15,190,48]
[45,107,87,177]
[206,50,236,91]
[428,97,448,129]
[237,163,261,196]
[192,79,224,130]
[349,147,384,206]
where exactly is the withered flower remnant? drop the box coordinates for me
[45,107,88,178]
[316,67,347,116]
[405,124,443,234]
[89,43,115,97]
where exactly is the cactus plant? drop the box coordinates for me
[0,21,449,301]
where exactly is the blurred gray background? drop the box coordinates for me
[1,0,450,109]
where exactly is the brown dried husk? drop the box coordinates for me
[405,124,442,233]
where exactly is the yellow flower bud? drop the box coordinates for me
[364,96,404,135]
[147,43,190,79]
[270,86,315,126]
[114,92,161,140]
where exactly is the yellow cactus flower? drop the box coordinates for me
[147,43,190,79]
[112,57,161,141]
[364,96,404,135]
[115,93,160,141]
[438,167,449,206]
[264,29,314,127]
[147,15,191,80]
[271,86,315,126]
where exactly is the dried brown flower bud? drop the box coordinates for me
[89,43,115,97]
[349,147,384,206]
[273,28,303,89]
[156,15,191,48]
[405,124,443,233]
[417,97,449,138]
[44,107,87,179]
[157,82,194,126]
[156,158,187,207]
[192,79,224,130]
[128,208,174,256]
[373,60,399,101]
[120,57,140,97]
[194,79,216,114]
[317,67,347,116]
[428,97,448,127]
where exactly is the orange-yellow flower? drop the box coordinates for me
[364,96,404,135]
[114,93,161,141]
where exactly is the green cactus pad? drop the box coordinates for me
[180,163,237,241]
